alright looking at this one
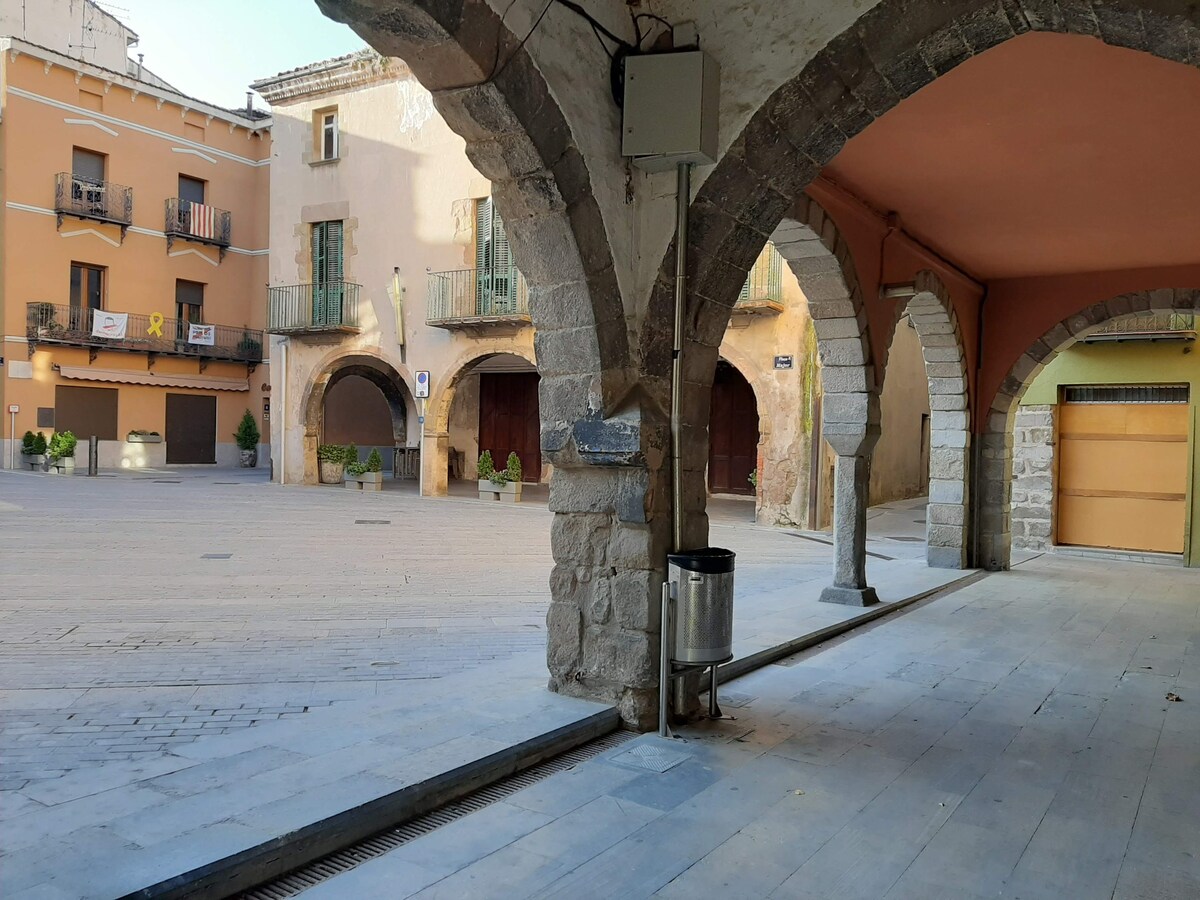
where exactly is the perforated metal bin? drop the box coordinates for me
[668,548,735,665]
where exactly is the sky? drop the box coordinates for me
[98,0,367,111]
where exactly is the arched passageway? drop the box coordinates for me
[329,0,1200,726]
[432,350,541,493]
[979,289,1200,568]
[300,353,413,484]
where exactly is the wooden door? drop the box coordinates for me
[478,372,540,482]
[709,364,759,495]
[1057,397,1189,553]
[165,394,216,464]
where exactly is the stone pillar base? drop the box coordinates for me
[926,545,967,570]
[819,585,880,606]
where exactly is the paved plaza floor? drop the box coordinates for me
[297,554,1200,899]
[0,468,946,802]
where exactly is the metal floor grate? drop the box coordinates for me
[237,729,635,899]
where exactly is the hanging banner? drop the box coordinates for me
[91,312,128,340]
[187,323,216,346]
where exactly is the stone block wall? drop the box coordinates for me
[1011,404,1056,551]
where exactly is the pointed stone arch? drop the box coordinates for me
[977,288,1200,570]
[904,271,971,568]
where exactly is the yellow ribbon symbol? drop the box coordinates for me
[147,312,164,337]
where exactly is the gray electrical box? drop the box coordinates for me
[622,50,720,172]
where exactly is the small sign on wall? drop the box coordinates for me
[774,355,794,370]
[262,399,270,420]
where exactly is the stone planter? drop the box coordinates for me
[127,433,162,443]
[239,448,258,468]
[22,453,45,470]
[51,456,76,475]
[478,478,522,503]
[318,459,345,484]
[345,471,383,492]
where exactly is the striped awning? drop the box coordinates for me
[57,366,249,392]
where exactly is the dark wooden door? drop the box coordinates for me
[479,372,540,481]
[708,364,759,495]
[165,393,216,464]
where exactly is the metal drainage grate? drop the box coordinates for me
[201,553,232,559]
[354,519,391,525]
[884,535,924,543]
[237,729,635,899]
[154,479,182,484]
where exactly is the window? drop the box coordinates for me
[310,221,345,325]
[70,263,104,311]
[175,280,204,340]
[474,197,513,314]
[178,175,205,204]
[71,148,107,215]
[72,148,105,182]
[318,110,338,161]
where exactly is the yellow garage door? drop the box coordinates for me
[1057,387,1190,554]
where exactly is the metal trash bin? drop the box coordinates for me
[668,547,735,665]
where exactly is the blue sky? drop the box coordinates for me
[99,1,366,110]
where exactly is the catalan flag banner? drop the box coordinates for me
[188,201,216,240]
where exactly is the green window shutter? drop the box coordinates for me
[311,222,326,283]
[327,221,344,284]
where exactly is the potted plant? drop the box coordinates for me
[317,444,346,484]
[127,430,162,443]
[20,431,47,469]
[234,409,260,467]
[344,448,383,491]
[48,430,77,474]
[478,450,523,502]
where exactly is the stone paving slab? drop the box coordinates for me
[0,653,617,899]
[297,554,1200,899]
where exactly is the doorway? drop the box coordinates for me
[478,372,540,481]
[165,394,216,464]
[709,362,759,495]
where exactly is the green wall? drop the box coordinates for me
[1020,340,1199,565]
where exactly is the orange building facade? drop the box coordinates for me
[0,38,270,469]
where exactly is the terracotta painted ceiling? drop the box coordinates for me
[822,32,1200,281]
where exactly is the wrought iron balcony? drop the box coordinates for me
[1081,312,1196,343]
[267,282,361,335]
[54,173,133,238]
[426,266,530,330]
[26,302,264,364]
[165,198,232,253]
[733,244,784,316]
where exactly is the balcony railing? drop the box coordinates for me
[734,243,784,315]
[426,266,530,329]
[54,173,133,234]
[26,302,264,364]
[165,198,232,251]
[267,282,361,334]
[1082,312,1196,343]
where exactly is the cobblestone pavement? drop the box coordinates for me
[0,469,551,793]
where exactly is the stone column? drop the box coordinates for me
[421,430,449,497]
[1010,405,1055,551]
[977,427,1013,571]
[819,415,880,606]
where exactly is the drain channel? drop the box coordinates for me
[237,729,635,899]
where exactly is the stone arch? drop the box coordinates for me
[318,0,629,425]
[299,350,415,484]
[770,194,878,453]
[977,288,1200,570]
[904,270,971,568]
[421,345,539,497]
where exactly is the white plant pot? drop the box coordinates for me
[478,479,523,502]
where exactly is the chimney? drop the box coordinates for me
[246,91,253,115]
[136,53,144,79]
